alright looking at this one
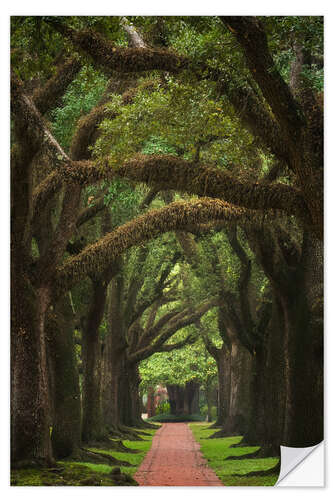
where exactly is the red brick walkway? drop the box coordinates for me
[134,423,223,486]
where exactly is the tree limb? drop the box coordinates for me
[46,18,187,76]
[220,16,306,141]
[33,57,82,115]
[51,198,250,298]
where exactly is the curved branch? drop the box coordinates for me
[46,19,187,76]
[220,16,305,140]
[76,191,108,227]
[38,154,308,220]
[128,298,217,363]
[217,79,291,164]
[156,332,197,352]
[52,198,250,298]
[33,57,82,115]
[11,76,69,162]
[226,227,254,333]
[200,327,221,360]
[117,154,310,219]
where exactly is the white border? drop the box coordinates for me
[2,1,332,497]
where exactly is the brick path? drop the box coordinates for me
[134,423,223,486]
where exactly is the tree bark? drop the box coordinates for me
[11,278,53,466]
[81,279,108,443]
[47,295,81,458]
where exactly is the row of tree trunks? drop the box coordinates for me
[213,232,323,455]
[167,382,200,415]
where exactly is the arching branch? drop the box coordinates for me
[156,332,197,352]
[128,298,217,364]
[116,154,310,219]
[76,191,108,227]
[37,154,308,220]
[51,198,250,298]
[220,16,306,140]
[33,57,82,115]
[217,79,291,164]
[11,76,69,162]
[46,18,187,76]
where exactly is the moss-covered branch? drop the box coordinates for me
[220,16,306,140]
[33,57,82,115]
[46,19,187,76]
[11,76,70,162]
[117,155,309,219]
[52,198,250,297]
[38,153,308,220]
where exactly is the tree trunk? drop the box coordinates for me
[222,339,253,436]
[103,273,127,431]
[147,387,156,418]
[167,385,185,415]
[81,280,108,443]
[47,295,81,458]
[216,344,230,427]
[239,300,284,457]
[11,275,53,466]
[184,381,200,414]
[282,235,323,447]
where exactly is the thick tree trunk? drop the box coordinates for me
[184,381,200,414]
[167,385,185,415]
[129,363,144,425]
[103,273,127,431]
[282,236,323,447]
[81,280,108,443]
[220,339,253,436]
[11,276,53,466]
[47,295,81,458]
[147,387,156,418]
[216,344,230,427]
[239,300,284,457]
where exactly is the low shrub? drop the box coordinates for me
[155,401,171,415]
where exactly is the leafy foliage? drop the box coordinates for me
[51,66,107,151]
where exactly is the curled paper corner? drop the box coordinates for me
[276,441,324,487]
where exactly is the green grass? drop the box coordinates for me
[11,463,118,486]
[11,426,158,486]
[189,423,280,486]
[85,427,157,477]
[148,413,205,423]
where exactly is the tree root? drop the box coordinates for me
[208,429,240,439]
[116,425,145,441]
[62,447,132,466]
[227,444,280,459]
[11,458,57,470]
[109,467,138,486]
[134,419,160,430]
[86,438,141,454]
[225,449,261,461]
[207,422,222,429]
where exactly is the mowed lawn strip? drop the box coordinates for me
[85,427,158,477]
[189,423,279,486]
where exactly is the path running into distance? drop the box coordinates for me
[134,423,223,486]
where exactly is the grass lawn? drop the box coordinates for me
[84,427,158,478]
[11,426,158,486]
[189,423,280,486]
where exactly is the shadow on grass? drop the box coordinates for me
[188,423,280,487]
